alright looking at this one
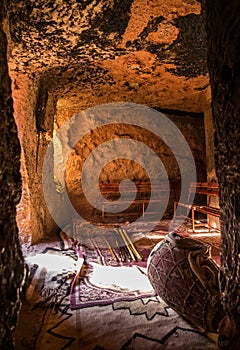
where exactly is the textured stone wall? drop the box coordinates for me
[205,0,240,348]
[10,72,60,244]
[201,87,216,181]
[0,1,25,348]
[201,87,220,229]
[8,0,209,113]
[6,0,211,241]
[56,108,206,222]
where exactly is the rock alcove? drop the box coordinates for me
[6,0,214,244]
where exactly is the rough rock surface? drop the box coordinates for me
[206,0,240,348]
[6,0,211,242]
[63,110,206,221]
[0,1,25,348]
[8,0,208,112]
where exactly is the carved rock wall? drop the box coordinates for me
[6,0,211,240]
[206,0,240,348]
[62,109,206,221]
[0,2,25,348]
[10,72,60,244]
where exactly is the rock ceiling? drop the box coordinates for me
[8,0,209,112]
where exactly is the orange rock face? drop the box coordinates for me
[7,0,211,240]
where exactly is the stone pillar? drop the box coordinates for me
[0,1,25,348]
[205,0,240,348]
[201,88,220,230]
[9,71,63,244]
[202,87,217,182]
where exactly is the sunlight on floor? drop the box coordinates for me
[26,253,83,272]
[89,262,153,292]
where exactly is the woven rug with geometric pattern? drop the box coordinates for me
[70,232,157,309]
[16,225,220,350]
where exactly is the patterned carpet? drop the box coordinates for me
[32,294,218,350]
[25,246,80,308]
[70,231,157,309]
[15,223,220,350]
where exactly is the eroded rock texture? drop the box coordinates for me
[0,1,25,348]
[6,0,211,242]
[8,0,208,111]
[64,110,206,222]
[206,0,240,348]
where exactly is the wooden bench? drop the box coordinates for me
[173,182,220,232]
[99,180,178,223]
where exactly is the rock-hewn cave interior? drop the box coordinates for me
[1,0,240,349]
